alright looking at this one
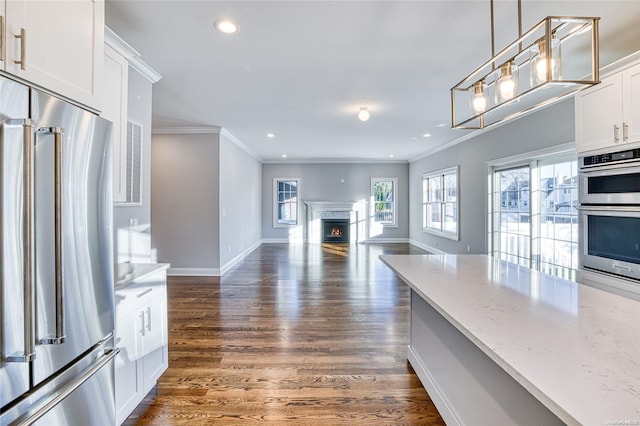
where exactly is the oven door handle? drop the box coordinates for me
[612,264,632,272]
[577,205,640,213]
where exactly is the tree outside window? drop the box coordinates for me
[371,178,397,227]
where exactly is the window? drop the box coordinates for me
[422,166,458,240]
[371,178,397,227]
[489,151,578,280]
[273,178,299,227]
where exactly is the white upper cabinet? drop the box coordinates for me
[102,43,128,203]
[0,0,5,70]
[576,62,640,154]
[622,63,640,145]
[2,0,104,111]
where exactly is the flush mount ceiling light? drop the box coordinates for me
[451,0,599,129]
[214,19,238,34]
[358,107,370,122]
[266,132,275,139]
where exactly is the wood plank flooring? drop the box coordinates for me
[124,243,445,425]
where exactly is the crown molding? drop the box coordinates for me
[219,128,263,162]
[152,126,221,135]
[263,158,409,164]
[105,26,162,84]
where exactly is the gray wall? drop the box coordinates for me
[219,133,262,267]
[113,68,153,263]
[409,98,575,254]
[151,133,220,270]
[262,162,410,241]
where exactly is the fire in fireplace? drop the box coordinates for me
[322,219,349,243]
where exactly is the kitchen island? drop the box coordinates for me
[380,254,640,426]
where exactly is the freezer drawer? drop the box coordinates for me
[1,338,119,426]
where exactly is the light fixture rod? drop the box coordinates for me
[490,0,495,60]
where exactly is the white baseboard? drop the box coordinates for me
[408,239,446,254]
[362,238,410,244]
[408,346,460,426]
[261,238,291,244]
[168,240,263,277]
[167,267,220,276]
[219,240,263,275]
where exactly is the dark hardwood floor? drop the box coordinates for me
[124,243,445,425]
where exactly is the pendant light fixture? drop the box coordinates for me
[451,0,599,130]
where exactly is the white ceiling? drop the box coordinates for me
[105,1,640,162]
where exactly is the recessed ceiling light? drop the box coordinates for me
[436,123,448,128]
[214,19,238,34]
[266,132,275,139]
[358,107,370,122]
[423,133,432,138]
[281,154,287,158]
[389,154,395,158]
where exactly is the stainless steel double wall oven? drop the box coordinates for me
[578,147,640,281]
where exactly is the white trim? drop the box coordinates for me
[263,158,409,164]
[362,238,409,244]
[409,239,447,254]
[220,128,262,162]
[220,240,262,275]
[408,346,460,426]
[104,26,162,84]
[152,126,221,135]
[273,177,301,228]
[371,177,398,227]
[261,238,291,244]
[167,267,220,276]
[422,166,460,241]
[486,142,575,168]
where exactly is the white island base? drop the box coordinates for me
[380,254,640,426]
[409,292,562,425]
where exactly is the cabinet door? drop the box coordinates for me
[4,0,104,110]
[141,295,168,393]
[115,309,145,425]
[575,73,623,153]
[623,63,640,145]
[0,0,5,70]
[102,44,128,203]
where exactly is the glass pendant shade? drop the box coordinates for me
[470,81,488,114]
[496,61,519,103]
[530,36,562,86]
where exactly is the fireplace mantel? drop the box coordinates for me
[303,201,359,243]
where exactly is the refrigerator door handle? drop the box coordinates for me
[3,118,37,363]
[14,348,120,426]
[38,127,66,345]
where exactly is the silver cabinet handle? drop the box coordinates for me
[17,348,120,426]
[14,27,26,70]
[136,288,153,298]
[146,307,152,332]
[139,311,146,337]
[0,16,4,62]
[4,119,36,362]
[623,122,629,142]
[38,127,66,345]
[614,124,620,143]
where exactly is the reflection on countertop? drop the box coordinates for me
[116,263,170,288]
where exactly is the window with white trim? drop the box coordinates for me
[489,152,578,280]
[273,178,299,227]
[371,178,397,227]
[422,166,459,240]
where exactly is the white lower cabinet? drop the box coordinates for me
[115,266,168,425]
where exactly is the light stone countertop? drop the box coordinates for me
[115,263,170,289]
[379,254,640,425]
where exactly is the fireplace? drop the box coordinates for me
[322,219,350,243]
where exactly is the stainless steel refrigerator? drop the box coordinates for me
[1,75,118,425]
